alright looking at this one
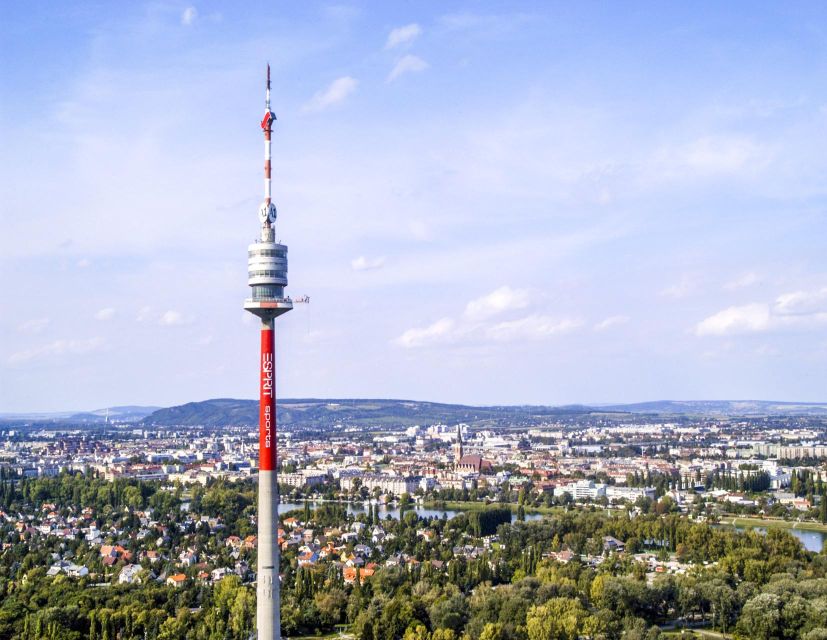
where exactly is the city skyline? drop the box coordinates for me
[5,2,827,412]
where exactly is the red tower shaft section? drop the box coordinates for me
[259,323,276,472]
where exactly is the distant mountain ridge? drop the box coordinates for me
[140,397,827,428]
[4,399,827,428]
[595,400,827,416]
[142,398,589,429]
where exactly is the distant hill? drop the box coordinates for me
[0,405,160,424]
[144,398,259,427]
[596,400,827,416]
[69,405,162,423]
[142,398,592,429]
[141,397,827,428]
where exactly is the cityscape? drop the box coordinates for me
[4,3,827,640]
[1,400,826,638]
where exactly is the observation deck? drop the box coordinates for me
[243,296,293,319]
[245,227,291,320]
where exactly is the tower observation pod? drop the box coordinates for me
[244,64,291,640]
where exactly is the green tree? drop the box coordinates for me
[479,622,505,640]
[429,595,468,633]
[403,622,430,640]
[526,598,589,640]
[431,629,456,640]
[736,593,781,640]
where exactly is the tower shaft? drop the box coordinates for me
[257,318,280,640]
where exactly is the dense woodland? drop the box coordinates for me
[1,473,827,639]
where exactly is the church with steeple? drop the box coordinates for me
[452,424,492,474]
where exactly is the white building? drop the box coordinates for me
[280,471,328,488]
[340,473,420,496]
[118,564,144,584]
[606,486,656,503]
[558,480,607,500]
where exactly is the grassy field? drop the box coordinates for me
[720,515,827,533]
[422,501,628,517]
[422,500,562,515]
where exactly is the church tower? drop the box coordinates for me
[453,425,464,465]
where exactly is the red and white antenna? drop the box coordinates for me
[258,63,277,229]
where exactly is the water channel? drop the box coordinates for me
[280,501,825,551]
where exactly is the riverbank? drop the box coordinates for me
[422,500,634,517]
[719,515,827,533]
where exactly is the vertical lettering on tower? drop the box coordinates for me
[259,327,276,471]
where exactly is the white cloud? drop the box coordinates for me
[660,276,697,299]
[77,258,91,268]
[395,318,455,348]
[303,76,357,112]
[773,287,827,316]
[7,337,105,365]
[18,318,50,334]
[684,136,761,173]
[95,307,116,321]
[385,23,422,49]
[159,310,192,326]
[395,287,578,348]
[387,55,429,82]
[696,286,827,336]
[723,272,760,291]
[486,315,579,342]
[654,136,770,181]
[464,286,529,320]
[594,315,629,331]
[695,303,771,336]
[135,307,192,325]
[351,256,386,271]
[181,7,197,26]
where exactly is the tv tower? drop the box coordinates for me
[244,64,291,640]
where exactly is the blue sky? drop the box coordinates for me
[3,2,827,411]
